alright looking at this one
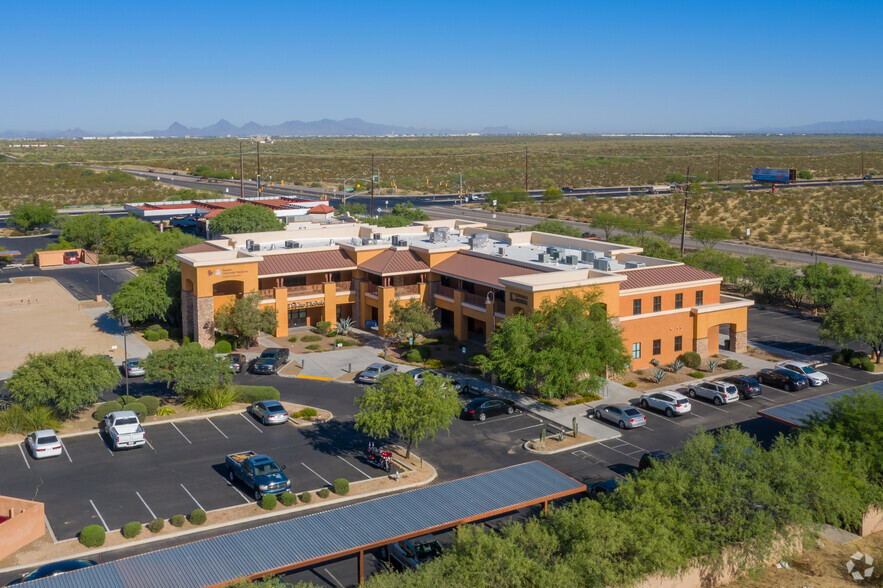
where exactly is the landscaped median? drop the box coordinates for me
[0,446,436,574]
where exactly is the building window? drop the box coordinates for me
[632,299,641,315]
[632,342,641,359]
[695,290,704,306]
[652,339,661,355]
[653,296,662,312]
[675,293,683,309]
[674,336,683,352]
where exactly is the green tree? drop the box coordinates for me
[111,264,178,324]
[488,187,531,211]
[802,262,872,312]
[143,343,232,397]
[542,187,563,202]
[527,219,581,238]
[106,216,157,256]
[797,170,813,180]
[590,212,623,241]
[6,350,119,418]
[213,292,279,347]
[384,299,439,345]
[354,372,460,458]
[61,213,114,250]
[8,202,57,231]
[820,293,883,363]
[618,215,654,243]
[129,228,201,264]
[370,201,430,227]
[682,250,746,284]
[653,221,682,245]
[210,203,284,235]
[689,224,731,249]
[336,202,367,217]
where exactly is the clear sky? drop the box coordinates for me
[2,0,881,133]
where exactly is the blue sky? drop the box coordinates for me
[2,0,881,133]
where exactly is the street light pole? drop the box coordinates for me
[95,213,101,301]
[120,312,130,398]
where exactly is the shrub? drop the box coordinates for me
[189,509,207,525]
[93,401,122,421]
[122,521,142,539]
[670,359,685,373]
[341,339,357,347]
[213,340,232,354]
[624,381,638,388]
[723,359,743,370]
[679,352,702,369]
[183,386,239,411]
[280,492,296,506]
[183,336,191,344]
[299,491,312,504]
[706,360,719,372]
[117,395,136,406]
[306,344,322,351]
[404,349,423,363]
[138,395,160,416]
[288,336,298,343]
[315,321,332,335]
[336,316,354,335]
[0,405,29,435]
[79,524,106,547]
[689,371,705,378]
[860,358,875,371]
[301,334,322,342]
[425,359,444,369]
[467,353,487,367]
[333,478,350,496]
[651,369,666,383]
[235,385,280,403]
[145,330,162,342]
[295,407,318,419]
[317,488,330,499]
[157,406,177,416]
[170,514,186,527]
[123,402,147,420]
[147,518,164,533]
[849,357,862,368]
[261,494,277,510]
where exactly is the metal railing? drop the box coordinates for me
[436,285,456,299]
[464,292,487,307]
[396,284,421,297]
[364,282,379,295]
[288,284,325,297]
[335,280,353,292]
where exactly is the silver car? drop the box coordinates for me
[25,429,63,459]
[639,391,692,417]
[775,361,829,386]
[123,358,145,377]
[593,404,647,429]
[355,363,397,384]
[687,381,739,406]
[251,401,289,425]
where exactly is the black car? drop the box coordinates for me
[561,186,574,193]
[251,348,290,375]
[461,397,515,421]
[718,375,762,399]
[756,368,810,392]
[172,171,179,176]
[586,478,622,497]
[7,559,97,585]
[638,450,672,470]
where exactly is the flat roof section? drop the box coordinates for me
[30,462,585,588]
[757,380,882,427]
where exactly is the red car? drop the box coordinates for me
[63,251,80,264]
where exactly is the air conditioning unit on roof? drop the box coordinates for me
[581,250,603,262]
[285,240,297,248]
[624,261,646,269]
[565,255,579,265]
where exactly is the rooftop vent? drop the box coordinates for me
[373,233,382,240]
[285,240,297,248]
[497,246,506,256]
[550,247,565,259]
[391,235,399,246]
[468,233,489,250]
[398,240,407,247]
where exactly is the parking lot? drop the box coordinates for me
[0,411,388,541]
[747,306,869,359]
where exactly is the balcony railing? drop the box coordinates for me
[464,291,488,307]
[494,300,506,314]
[287,284,325,297]
[436,285,455,299]
[364,282,379,295]
[259,288,274,298]
[335,280,353,292]
[395,284,421,298]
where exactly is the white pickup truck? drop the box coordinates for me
[104,410,146,450]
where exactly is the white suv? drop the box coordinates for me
[775,361,829,386]
[687,381,739,406]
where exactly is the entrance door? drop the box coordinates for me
[288,309,307,326]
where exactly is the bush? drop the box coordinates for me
[317,488,330,499]
[849,357,862,368]
[170,514,186,527]
[689,371,705,378]
[288,336,297,343]
[333,478,350,496]
[299,491,312,504]
[306,344,322,351]
[122,402,147,420]
[235,385,280,403]
[679,352,702,369]
[213,340,232,354]
[122,521,142,539]
[723,359,743,370]
[624,381,638,388]
[138,395,160,416]
[189,509,207,525]
[404,349,423,363]
[341,339,357,347]
[295,407,318,419]
[832,351,845,364]
[280,492,296,506]
[261,494,277,510]
[425,359,444,369]
[147,518,164,533]
[183,336,191,344]
[315,321,332,335]
[301,334,322,342]
[145,330,162,342]
[79,524,106,547]
[93,401,122,421]
[157,406,177,416]
[860,358,875,371]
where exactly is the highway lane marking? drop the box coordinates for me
[323,568,344,588]
[228,483,252,504]
[98,432,114,456]
[207,418,228,439]
[239,412,264,433]
[337,455,373,480]
[89,499,110,531]
[301,462,331,485]
[17,444,31,469]
[60,440,73,463]
[180,484,204,511]
[171,423,192,444]
[136,492,157,520]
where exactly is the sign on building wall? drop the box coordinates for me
[508,291,529,305]
[287,300,324,310]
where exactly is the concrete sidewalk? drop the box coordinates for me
[260,329,392,380]
[81,304,152,361]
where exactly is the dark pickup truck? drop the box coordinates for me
[225,451,291,500]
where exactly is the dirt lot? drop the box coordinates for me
[0,277,119,372]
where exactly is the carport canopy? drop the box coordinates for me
[757,380,882,427]
[29,461,585,588]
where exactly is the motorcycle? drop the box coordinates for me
[366,442,392,472]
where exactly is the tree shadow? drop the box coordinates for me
[299,417,394,459]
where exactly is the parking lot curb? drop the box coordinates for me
[295,375,335,381]
[522,433,619,455]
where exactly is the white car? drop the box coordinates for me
[25,430,63,459]
[775,361,829,386]
[639,391,692,417]
[687,381,740,406]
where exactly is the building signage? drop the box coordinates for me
[207,266,250,278]
[509,291,529,305]
[287,300,324,310]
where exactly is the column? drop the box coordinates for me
[194,296,215,348]
[181,290,194,339]
[694,337,709,357]
[729,329,748,353]
[274,287,288,337]
[322,282,337,323]
[377,285,396,336]
[453,289,467,342]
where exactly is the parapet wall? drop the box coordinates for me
[0,496,45,561]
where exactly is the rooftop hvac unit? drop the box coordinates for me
[565,255,579,265]
[550,247,565,259]
[538,253,551,263]
[581,250,603,262]
[285,240,297,248]
[391,235,399,246]
[361,237,372,246]
[245,239,254,251]
[624,261,646,269]
[398,240,407,247]
[373,233,382,240]
[593,257,615,271]
[497,246,506,256]
[546,246,557,255]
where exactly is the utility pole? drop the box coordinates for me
[239,142,244,199]
[256,141,261,196]
[679,165,691,258]
[524,148,529,191]
[861,150,865,177]
[717,153,721,182]
[370,153,375,214]
[95,213,101,301]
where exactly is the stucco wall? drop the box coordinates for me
[0,496,44,560]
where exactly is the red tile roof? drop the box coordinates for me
[358,249,429,275]
[617,265,721,290]
[258,250,356,276]
[308,204,335,214]
[178,242,225,254]
[432,252,548,288]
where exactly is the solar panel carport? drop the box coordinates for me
[757,380,882,427]
[27,461,585,588]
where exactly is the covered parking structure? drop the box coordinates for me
[29,461,585,587]
[757,380,882,427]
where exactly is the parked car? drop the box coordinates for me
[123,358,145,377]
[24,429,62,459]
[593,404,647,429]
[227,353,245,373]
[639,391,691,417]
[103,411,146,450]
[586,477,623,497]
[380,536,443,571]
[171,216,198,228]
[639,450,672,470]
[355,363,397,384]
[6,559,97,585]
[62,251,79,265]
[251,348,289,374]
[251,400,289,425]
[405,368,432,386]
[718,375,763,399]
[756,368,810,391]
[225,451,290,501]
[775,361,829,386]
[461,397,515,421]
[863,174,873,180]
[687,380,740,406]
[430,371,469,393]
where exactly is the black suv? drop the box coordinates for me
[251,348,290,374]
[718,375,762,399]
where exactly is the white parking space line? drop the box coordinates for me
[641,411,687,427]
[136,492,157,520]
[831,374,857,382]
[207,418,228,439]
[89,499,110,531]
[323,568,344,588]
[145,440,155,451]
[180,484,204,511]
[17,444,31,469]
[338,455,373,480]
[228,483,252,504]
[597,443,642,462]
[690,401,729,413]
[501,423,545,435]
[239,412,264,433]
[60,440,73,463]
[171,423,192,444]
[98,433,114,456]
[472,414,523,426]
[301,462,331,485]
[44,516,58,544]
